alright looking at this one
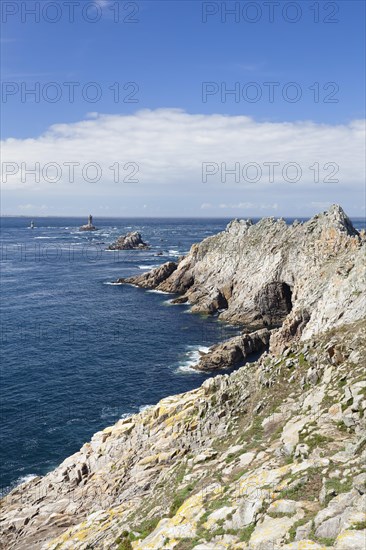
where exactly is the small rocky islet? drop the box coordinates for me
[1,205,365,550]
[108,232,149,251]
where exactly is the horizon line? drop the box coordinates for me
[1,214,365,220]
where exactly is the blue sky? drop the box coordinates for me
[1,0,365,216]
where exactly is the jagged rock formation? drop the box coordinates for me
[117,261,177,287]
[108,232,149,250]
[122,206,365,356]
[1,206,365,550]
[1,321,365,549]
[194,329,271,371]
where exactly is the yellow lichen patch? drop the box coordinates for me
[137,454,160,467]
[238,464,291,498]
[163,408,194,427]
[111,422,135,436]
[171,491,204,524]
[74,528,90,541]
[102,426,114,435]
[283,541,328,549]
[335,529,366,547]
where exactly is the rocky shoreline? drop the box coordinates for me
[1,205,365,550]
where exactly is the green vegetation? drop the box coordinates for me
[243,416,264,448]
[324,477,353,505]
[116,540,133,550]
[298,353,309,367]
[350,520,366,530]
[138,518,160,538]
[315,536,336,547]
[278,468,322,501]
[238,523,255,542]
[305,433,331,451]
[169,485,194,517]
[336,420,348,432]
[288,515,315,542]
[267,511,294,519]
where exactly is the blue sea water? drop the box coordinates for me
[0,216,364,496]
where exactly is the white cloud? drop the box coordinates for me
[219,202,255,209]
[1,109,365,216]
[18,203,49,211]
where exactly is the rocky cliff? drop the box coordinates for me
[1,206,365,550]
[121,205,365,358]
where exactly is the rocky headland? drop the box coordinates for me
[120,205,365,370]
[108,232,149,250]
[1,205,365,550]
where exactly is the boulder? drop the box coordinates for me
[334,530,366,549]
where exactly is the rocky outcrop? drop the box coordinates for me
[194,328,271,371]
[123,206,365,353]
[79,225,96,231]
[79,223,96,231]
[108,232,149,250]
[1,320,365,549]
[116,261,177,288]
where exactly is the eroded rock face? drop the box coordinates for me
[108,231,149,250]
[255,282,293,328]
[123,205,365,351]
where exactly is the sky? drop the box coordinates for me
[1,0,365,217]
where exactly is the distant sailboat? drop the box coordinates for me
[29,220,35,229]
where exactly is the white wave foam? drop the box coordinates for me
[103,281,123,285]
[16,474,38,487]
[0,473,38,497]
[176,346,210,374]
[139,404,153,413]
[146,289,172,295]
[163,298,188,306]
[138,265,159,270]
[168,249,180,256]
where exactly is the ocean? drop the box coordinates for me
[1,216,364,496]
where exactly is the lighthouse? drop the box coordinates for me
[79,215,97,231]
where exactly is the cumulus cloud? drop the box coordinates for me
[1,109,365,216]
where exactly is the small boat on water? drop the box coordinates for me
[29,220,35,229]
